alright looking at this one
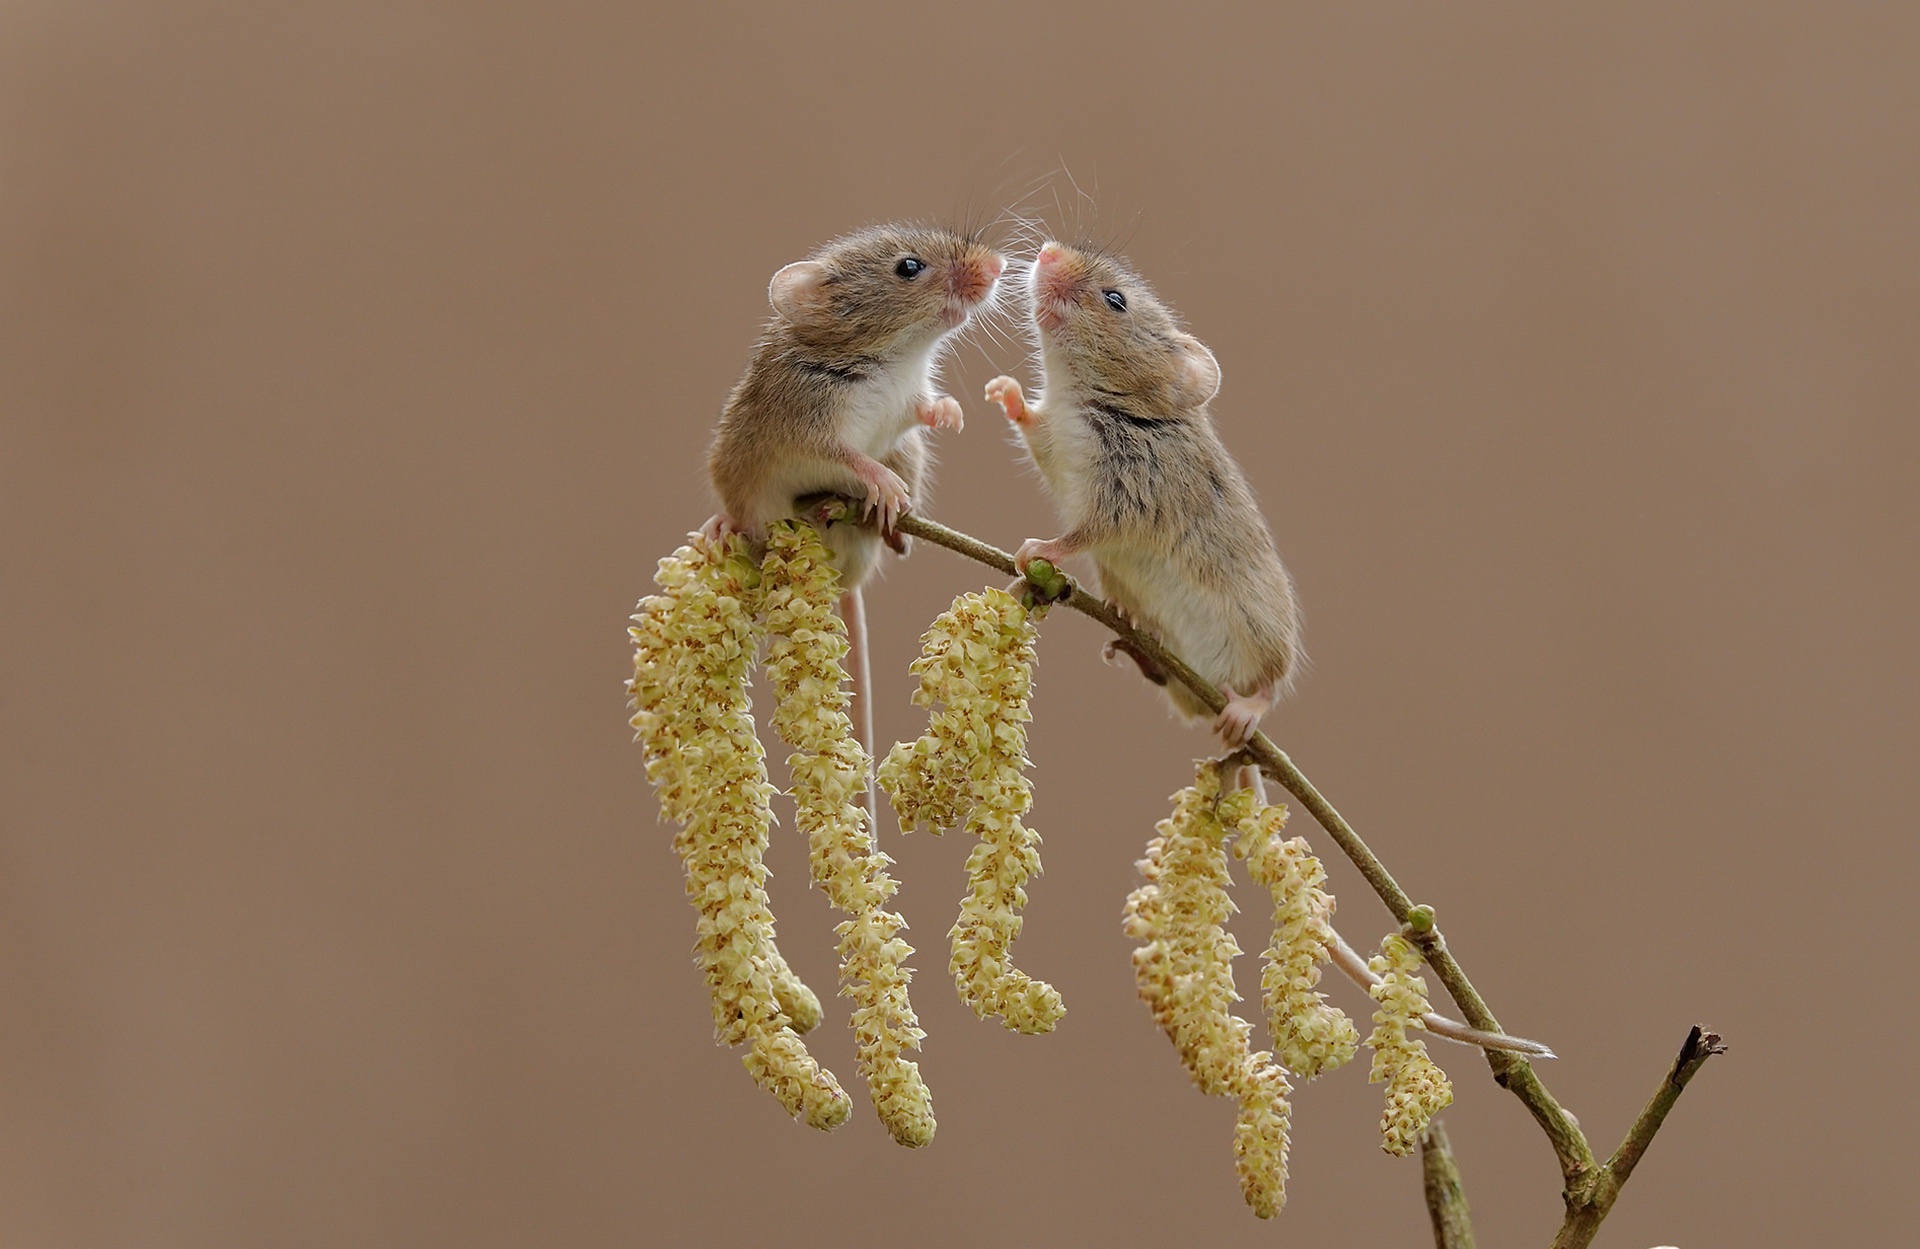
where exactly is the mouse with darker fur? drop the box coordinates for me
[703,223,1005,779]
[984,239,1300,748]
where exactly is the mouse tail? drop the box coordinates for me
[1328,931,1556,1059]
[840,587,878,829]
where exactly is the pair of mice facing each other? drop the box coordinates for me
[698,224,1558,1061]
[701,222,1299,759]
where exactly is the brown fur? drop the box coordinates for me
[706,224,1001,587]
[1005,241,1302,718]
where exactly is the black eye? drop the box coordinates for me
[895,256,926,279]
[1103,289,1127,312]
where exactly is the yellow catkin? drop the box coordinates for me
[1124,761,1292,1217]
[628,536,848,1130]
[878,589,1063,1034]
[760,522,935,1147]
[1223,791,1359,1080]
[1365,933,1455,1155]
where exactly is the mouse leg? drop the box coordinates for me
[1214,680,1276,749]
[1325,930,1555,1057]
[915,394,964,432]
[839,585,878,828]
[984,375,1032,427]
[1102,636,1170,686]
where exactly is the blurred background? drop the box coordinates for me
[3,3,1915,1245]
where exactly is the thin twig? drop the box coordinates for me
[1549,1025,1726,1249]
[1419,1120,1477,1249]
[889,510,1596,1180]
[842,505,1718,1241]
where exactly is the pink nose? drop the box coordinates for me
[984,254,1005,278]
[1037,242,1064,267]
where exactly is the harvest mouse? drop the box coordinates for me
[986,242,1551,1059]
[703,224,1005,779]
[984,239,1300,750]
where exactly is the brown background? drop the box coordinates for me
[3,4,1914,1246]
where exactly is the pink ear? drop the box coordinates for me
[768,261,830,323]
[1174,335,1221,406]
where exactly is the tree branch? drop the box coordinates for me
[1419,1119,1477,1249]
[1549,1025,1726,1249]
[843,506,1716,1242]
[888,511,1596,1173]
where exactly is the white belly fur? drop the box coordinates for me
[1099,546,1240,687]
[751,348,936,586]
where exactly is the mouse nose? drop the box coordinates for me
[1036,242,1065,268]
[984,253,1004,279]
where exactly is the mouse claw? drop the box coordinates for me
[699,513,742,545]
[862,465,912,534]
[985,375,1031,427]
[917,394,964,433]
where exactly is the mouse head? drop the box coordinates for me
[1027,240,1220,414]
[766,225,1004,361]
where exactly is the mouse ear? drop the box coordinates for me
[769,261,831,324]
[1172,334,1221,406]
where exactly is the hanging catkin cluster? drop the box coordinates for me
[759,522,935,1148]
[1123,761,1292,1217]
[1366,933,1455,1155]
[626,536,848,1130]
[1220,789,1360,1080]
[877,588,1064,1035]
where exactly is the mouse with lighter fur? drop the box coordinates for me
[988,242,1553,1060]
[985,239,1301,748]
[703,223,1005,788]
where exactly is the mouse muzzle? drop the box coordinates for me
[1031,242,1085,334]
[941,250,1004,327]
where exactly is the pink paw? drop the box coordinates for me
[700,513,742,545]
[985,375,1031,426]
[862,463,913,532]
[1014,536,1070,573]
[1212,685,1274,748]
[917,394,964,432]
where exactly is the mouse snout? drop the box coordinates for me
[1031,244,1087,322]
[945,251,1003,306]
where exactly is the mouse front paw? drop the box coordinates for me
[916,394,964,433]
[1013,536,1072,574]
[985,375,1031,427]
[859,462,913,533]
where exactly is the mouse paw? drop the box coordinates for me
[699,513,742,545]
[985,375,1031,426]
[858,461,913,533]
[1014,536,1072,574]
[917,394,964,433]
[1213,684,1274,748]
